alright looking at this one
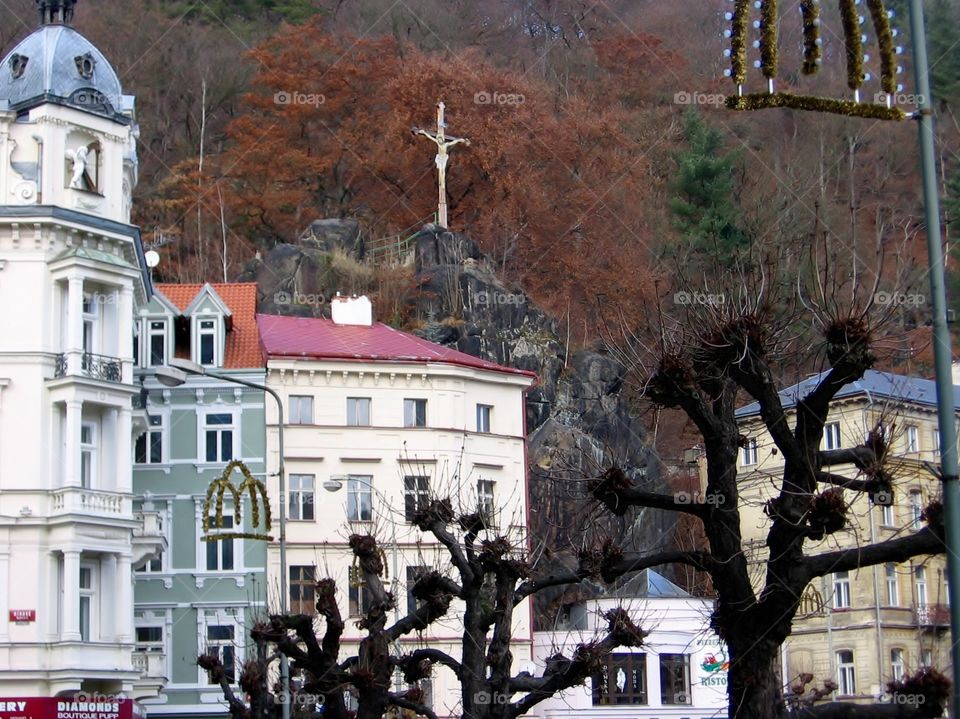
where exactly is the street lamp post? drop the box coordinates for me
[156,358,291,719]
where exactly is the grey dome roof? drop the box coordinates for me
[0,25,125,121]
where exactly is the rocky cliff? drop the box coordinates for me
[240,221,677,624]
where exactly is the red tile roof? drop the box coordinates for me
[257,313,537,379]
[155,283,264,369]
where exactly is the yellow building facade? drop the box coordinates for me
[733,371,952,704]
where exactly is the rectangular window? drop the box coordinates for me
[906,425,919,453]
[290,566,316,615]
[659,654,691,705]
[886,564,899,606]
[910,490,923,529]
[891,648,904,682]
[135,550,163,573]
[934,430,941,457]
[916,565,928,606]
[836,650,856,696]
[404,475,430,522]
[198,319,217,366]
[135,414,163,464]
[136,626,165,653]
[347,397,371,426]
[477,479,495,525]
[82,296,98,356]
[205,624,236,684]
[79,564,95,642]
[921,649,933,668]
[347,475,373,521]
[80,422,97,488]
[741,438,758,466]
[824,422,842,450]
[881,503,895,527]
[289,395,314,425]
[403,399,427,428]
[148,320,166,367]
[289,474,315,521]
[205,515,235,571]
[832,571,851,609]
[476,404,492,433]
[406,565,429,615]
[204,413,234,463]
[348,566,373,616]
[592,653,647,705]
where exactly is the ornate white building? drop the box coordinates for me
[0,0,161,702]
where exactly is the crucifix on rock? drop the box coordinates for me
[413,101,470,228]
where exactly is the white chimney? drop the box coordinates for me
[331,294,373,326]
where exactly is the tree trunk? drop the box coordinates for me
[727,642,784,719]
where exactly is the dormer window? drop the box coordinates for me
[147,319,167,367]
[74,52,96,80]
[196,318,219,367]
[9,53,28,79]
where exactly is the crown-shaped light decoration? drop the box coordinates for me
[724,0,908,120]
[202,460,274,542]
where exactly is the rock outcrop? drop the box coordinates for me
[245,222,676,624]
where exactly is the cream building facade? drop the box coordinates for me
[734,370,952,704]
[257,297,537,718]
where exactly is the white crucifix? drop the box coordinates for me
[413,101,470,228]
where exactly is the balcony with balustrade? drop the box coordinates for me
[132,651,168,699]
[54,351,124,383]
[914,603,950,630]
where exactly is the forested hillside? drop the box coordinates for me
[3,0,959,452]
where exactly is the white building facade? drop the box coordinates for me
[0,0,160,703]
[257,298,536,718]
[530,571,727,719]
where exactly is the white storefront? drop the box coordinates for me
[531,571,728,719]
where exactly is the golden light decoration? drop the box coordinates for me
[202,459,274,542]
[724,0,908,120]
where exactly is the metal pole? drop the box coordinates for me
[200,370,290,719]
[908,3,960,715]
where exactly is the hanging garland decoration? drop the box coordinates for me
[726,92,906,119]
[730,0,750,85]
[759,0,779,79]
[202,459,274,542]
[838,0,864,90]
[866,0,896,94]
[799,0,822,75]
[724,0,905,119]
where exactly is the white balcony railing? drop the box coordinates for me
[132,651,167,679]
[51,487,130,517]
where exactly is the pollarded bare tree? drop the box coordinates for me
[199,494,659,719]
[590,241,951,719]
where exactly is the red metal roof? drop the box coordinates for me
[155,283,263,369]
[257,313,536,379]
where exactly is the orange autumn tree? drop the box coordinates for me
[166,19,667,321]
